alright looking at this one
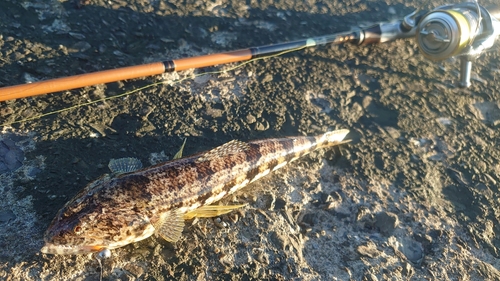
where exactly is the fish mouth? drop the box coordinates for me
[41,243,106,255]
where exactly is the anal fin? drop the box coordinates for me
[183,204,247,220]
[155,210,185,243]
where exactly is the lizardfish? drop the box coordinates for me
[41,130,349,255]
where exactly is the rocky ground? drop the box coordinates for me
[1,0,500,280]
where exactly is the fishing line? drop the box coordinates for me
[0,45,306,127]
[4,46,307,126]
[94,249,110,281]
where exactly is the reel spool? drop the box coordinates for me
[416,8,481,61]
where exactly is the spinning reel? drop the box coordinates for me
[414,2,500,87]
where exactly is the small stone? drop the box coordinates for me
[477,261,500,279]
[269,231,286,250]
[0,138,24,173]
[374,211,398,236]
[254,250,268,264]
[245,114,257,124]
[300,212,318,226]
[0,107,13,115]
[261,193,275,209]
[71,41,91,53]
[113,50,125,56]
[0,210,16,224]
[26,166,41,178]
[0,162,7,174]
[23,73,38,83]
[194,74,211,84]
[273,198,286,210]
[214,217,228,228]
[178,38,187,48]
[99,44,107,53]
[402,262,414,278]
[362,95,373,109]
[401,238,424,265]
[363,273,379,281]
[118,272,135,281]
[384,126,401,139]
[357,241,380,258]
[254,119,269,131]
[436,117,452,126]
[124,263,144,278]
[261,73,273,83]
[160,38,174,43]
[69,32,86,40]
[356,206,370,222]
[320,192,333,204]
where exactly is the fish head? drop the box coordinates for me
[41,203,156,255]
[41,176,155,255]
[41,209,106,255]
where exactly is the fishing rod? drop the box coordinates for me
[0,2,499,102]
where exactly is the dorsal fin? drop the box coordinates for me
[108,157,143,174]
[196,140,250,162]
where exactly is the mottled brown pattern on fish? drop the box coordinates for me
[41,130,348,255]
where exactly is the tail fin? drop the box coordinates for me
[319,129,350,147]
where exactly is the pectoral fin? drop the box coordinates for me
[155,210,185,243]
[183,204,247,220]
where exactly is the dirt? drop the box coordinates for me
[1,0,500,280]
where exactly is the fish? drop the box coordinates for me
[41,129,349,255]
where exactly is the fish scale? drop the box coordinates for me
[41,129,349,255]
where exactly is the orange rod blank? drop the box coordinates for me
[0,49,253,102]
[0,32,356,102]
[0,62,166,102]
[173,49,252,71]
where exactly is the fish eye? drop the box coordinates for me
[74,225,83,235]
